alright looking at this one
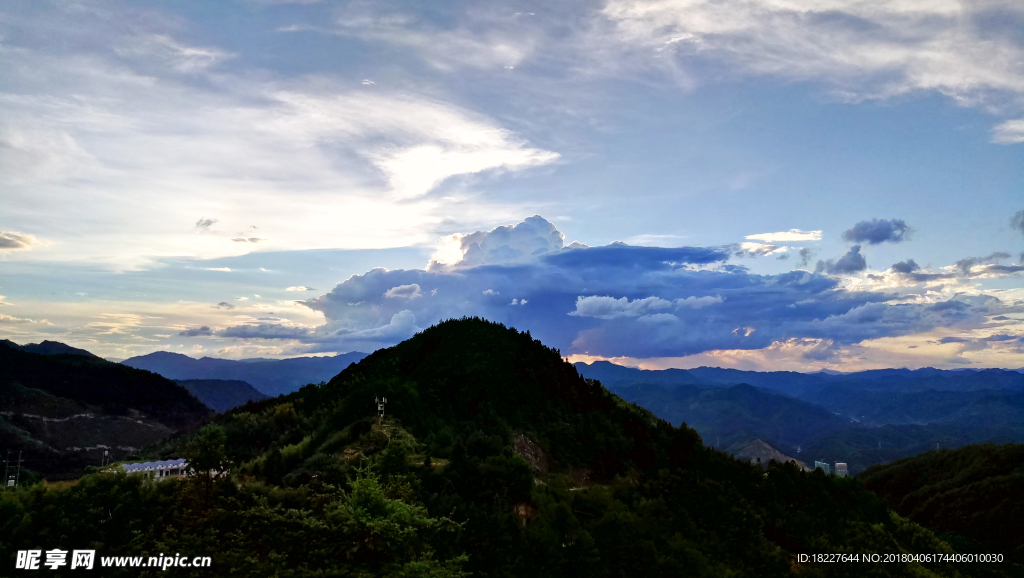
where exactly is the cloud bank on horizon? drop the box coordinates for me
[172,215,1024,371]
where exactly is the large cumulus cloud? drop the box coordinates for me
[210,217,1024,360]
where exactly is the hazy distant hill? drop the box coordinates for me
[576,362,1024,402]
[176,379,268,413]
[123,351,368,396]
[0,341,210,477]
[577,361,1024,474]
[861,443,1024,563]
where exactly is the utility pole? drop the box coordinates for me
[15,451,22,488]
[3,450,8,490]
[375,397,387,425]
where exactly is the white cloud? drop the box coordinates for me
[428,215,566,270]
[992,119,1024,144]
[267,91,559,200]
[0,15,559,269]
[115,34,234,73]
[333,13,538,71]
[569,295,674,319]
[286,286,315,291]
[384,283,423,299]
[205,267,232,272]
[0,313,53,325]
[600,0,1024,118]
[746,229,822,242]
[737,242,788,256]
[0,231,41,251]
[675,295,723,309]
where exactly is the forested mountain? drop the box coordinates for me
[578,361,1024,474]
[861,443,1024,564]
[122,350,368,396]
[2,319,1015,577]
[606,381,852,450]
[176,379,267,413]
[0,342,210,478]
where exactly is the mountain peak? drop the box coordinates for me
[1,339,100,358]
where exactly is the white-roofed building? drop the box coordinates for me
[122,458,187,479]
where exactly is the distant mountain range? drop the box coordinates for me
[122,350,368,396]
[5,337,1022,479]
[576,361,1024,473]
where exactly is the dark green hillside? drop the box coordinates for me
[607,381,852,450]
[860,443,1024,563]
[0,343,208,428]
[301,318,701,476]
[1,320,1016,577]
[0,342,210,476]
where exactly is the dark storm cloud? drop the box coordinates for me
[179,326,213,336]
[842,219,911,244]
[954,252,1011,274]
[890,259,920,274]
[798,247,814,267]
[218,324,312,339]
[542,243,729,270]
[200,217,1024,360]
[815,245,867,274]
[937,333,1020,352]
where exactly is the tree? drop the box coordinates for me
[183,424,229,507]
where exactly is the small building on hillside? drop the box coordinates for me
[835,462,849,477]
[122,458,187,479]
[814,461,831,474]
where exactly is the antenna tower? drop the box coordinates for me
[375,396,387,425]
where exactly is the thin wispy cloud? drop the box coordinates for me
[0,9,559,268]
[600,0,1024,129]
[746,229,822,243]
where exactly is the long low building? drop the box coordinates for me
[122,458,187,479]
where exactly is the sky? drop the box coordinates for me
[1,0,1023,371]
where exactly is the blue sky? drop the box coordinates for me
[1,0,1022,370]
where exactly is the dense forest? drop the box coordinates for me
[1,319,1018,576]
[861,443,1024,564]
